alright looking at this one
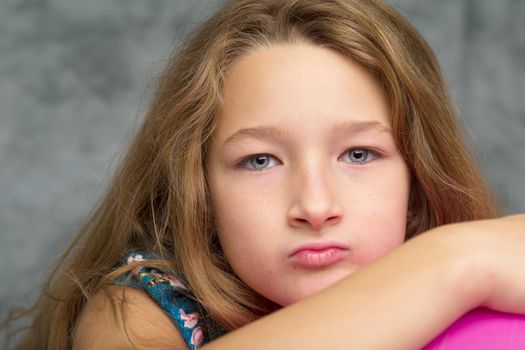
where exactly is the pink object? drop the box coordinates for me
[423,308,525,350]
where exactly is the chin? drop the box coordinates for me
[279,269,353,306]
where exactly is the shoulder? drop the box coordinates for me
[73,286,186,350]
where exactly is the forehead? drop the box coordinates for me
[214,43,390,143]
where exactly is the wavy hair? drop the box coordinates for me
[4,0,498,348]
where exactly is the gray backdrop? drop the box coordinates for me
[1,0,524,328]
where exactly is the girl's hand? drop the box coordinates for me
[458,214,525,314]
[202,215,525,350]
[435,214,525,314]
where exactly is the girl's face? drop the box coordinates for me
[207,43,410,306]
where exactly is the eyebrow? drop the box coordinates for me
[221,120,392,148]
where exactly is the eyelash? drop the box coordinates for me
[237,148,381,171]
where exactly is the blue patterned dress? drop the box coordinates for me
[114,251,226,349]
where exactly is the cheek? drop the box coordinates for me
[211,171,283,237]
[213,189,279,267]
[351,203,407,266]
[353,232,405,266]
[350,163,409,265]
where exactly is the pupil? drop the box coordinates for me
[353,150,364,159]
[256,156,267,165]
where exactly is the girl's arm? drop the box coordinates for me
[203,215,525,350]
[73,287,186,350]
[73,215,525,350]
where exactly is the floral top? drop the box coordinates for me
[114,251,226,349]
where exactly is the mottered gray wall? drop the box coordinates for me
[1,0,524,328]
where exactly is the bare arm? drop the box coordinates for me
[73,287,187,350]
[203,215,525,350]
[73,215,525,350]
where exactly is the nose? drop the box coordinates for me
[287,167,343,232]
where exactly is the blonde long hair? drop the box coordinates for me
[4,0,498,348]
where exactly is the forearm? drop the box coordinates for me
[203,226,486,350]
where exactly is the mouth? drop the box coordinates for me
[289,243,349,269]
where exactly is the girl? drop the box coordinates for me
[5,0,525,349]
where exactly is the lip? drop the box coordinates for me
[289,242,349,268]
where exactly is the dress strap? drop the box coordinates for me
[114,251,225,349]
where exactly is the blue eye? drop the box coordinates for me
[241,154,279,171]
[340,148,377,164]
